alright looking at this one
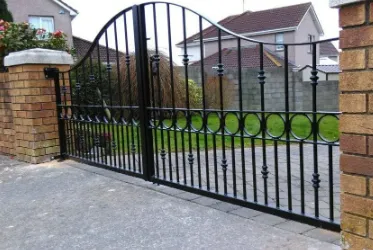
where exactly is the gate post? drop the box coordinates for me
[3,48,73,164]
[44,68,67,159]
[133,5,155,181]
[331,0,373,248]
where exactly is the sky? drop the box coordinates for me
[63,0,340,60]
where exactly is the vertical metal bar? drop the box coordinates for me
[218,29,228,196]
[167,3,179,183]
[67,71,75,157]
[61,72,69,156]
[123,13,132,171]
[67,71,74,157]
[51,69,67,158]
[237,38,247,200]
[258,43,268,205]
[153,3,167,180]
[136,124,142,173]
[328,145,334,221]
[200,16,210,191]
[88,55,98,164]
[311,43,320,217]
[81,61,90,160]
[300,141,305,214]
[196,132,202,189]
[96,45,106,165]
[274,140,279,208]
[182,7,195,187]
[213,134,218,193]
[104,30,114,166]
[114,19,122,169]
[150,57,160,177]
[75,68,82,160]
[284,45,292,211]
[231,136,237,197]
[251,138,257,202]
[133,4,155,181]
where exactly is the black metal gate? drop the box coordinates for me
[50,2,340,231]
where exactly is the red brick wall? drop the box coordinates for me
[339,1,373,249]
[0,64,70,163]
[0,72,15,156]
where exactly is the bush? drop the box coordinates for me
[204,76,234,109]
[0,20,72,68]
[118,51,203,109]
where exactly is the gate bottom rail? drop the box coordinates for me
[151,177,341,232]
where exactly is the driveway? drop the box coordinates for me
[0,155,340,250]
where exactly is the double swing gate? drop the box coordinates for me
[49,2,340,231]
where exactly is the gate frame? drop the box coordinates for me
[48,2,342,233]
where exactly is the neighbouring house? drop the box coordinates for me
[299,64,340,82]
[6,0,120,63]
[192,45,296,69]
[319,42,339,64]
[73,36,123,64]
[177,2,324,67]
[7,0,78,46]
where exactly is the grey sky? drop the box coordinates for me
[64,0,339,60]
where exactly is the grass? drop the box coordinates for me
[69,113,339,153]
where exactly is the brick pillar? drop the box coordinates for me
[0,71,15,155]
[331,0,373,248]
[4,48,73,164]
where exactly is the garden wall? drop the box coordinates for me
[182,66,339,112]
[0,71,15,156]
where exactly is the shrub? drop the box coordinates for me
[187,79,203,109]
[204,76,235,109]
[118,51,201,109]
[0,20,72,68]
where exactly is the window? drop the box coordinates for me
[29,16,55,33]
[275,33,284,51]
[308,34,315,53]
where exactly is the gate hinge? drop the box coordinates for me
[44,67,60,79]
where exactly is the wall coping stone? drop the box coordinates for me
[4,48,74,67]
[330,0,365,8]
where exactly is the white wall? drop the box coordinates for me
[178,44,202,65]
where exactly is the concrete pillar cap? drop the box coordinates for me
[330,0,365,8]
[4,48,74,67]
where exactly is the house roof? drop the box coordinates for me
[299,64,340,74]
[178,2,319,46]
[191,45,296,69]
[52,0,79,17]
[320,42,339,56]
[73,36,124,63]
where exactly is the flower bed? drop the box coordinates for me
[0,19,73,69]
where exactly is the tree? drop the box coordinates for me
[0,0,13,22]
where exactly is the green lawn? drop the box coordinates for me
[70,113,339,153]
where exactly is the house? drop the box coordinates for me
[6,0,121,63]
[192,45,296,69]
[299,64,340,81]
[319,42,339,64]
[177,2,324,67]
[6,0,78,46]
[73,36,124,64]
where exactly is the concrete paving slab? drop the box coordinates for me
[251,213,288,226]
[229,207,264,219]
[275,221,316,234]
[303,228,341,243]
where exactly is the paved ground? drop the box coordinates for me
[0,155,341,250]
[103,143,340,222]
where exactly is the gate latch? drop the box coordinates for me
[44,67,60,79]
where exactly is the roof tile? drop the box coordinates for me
[179,2,312,45]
